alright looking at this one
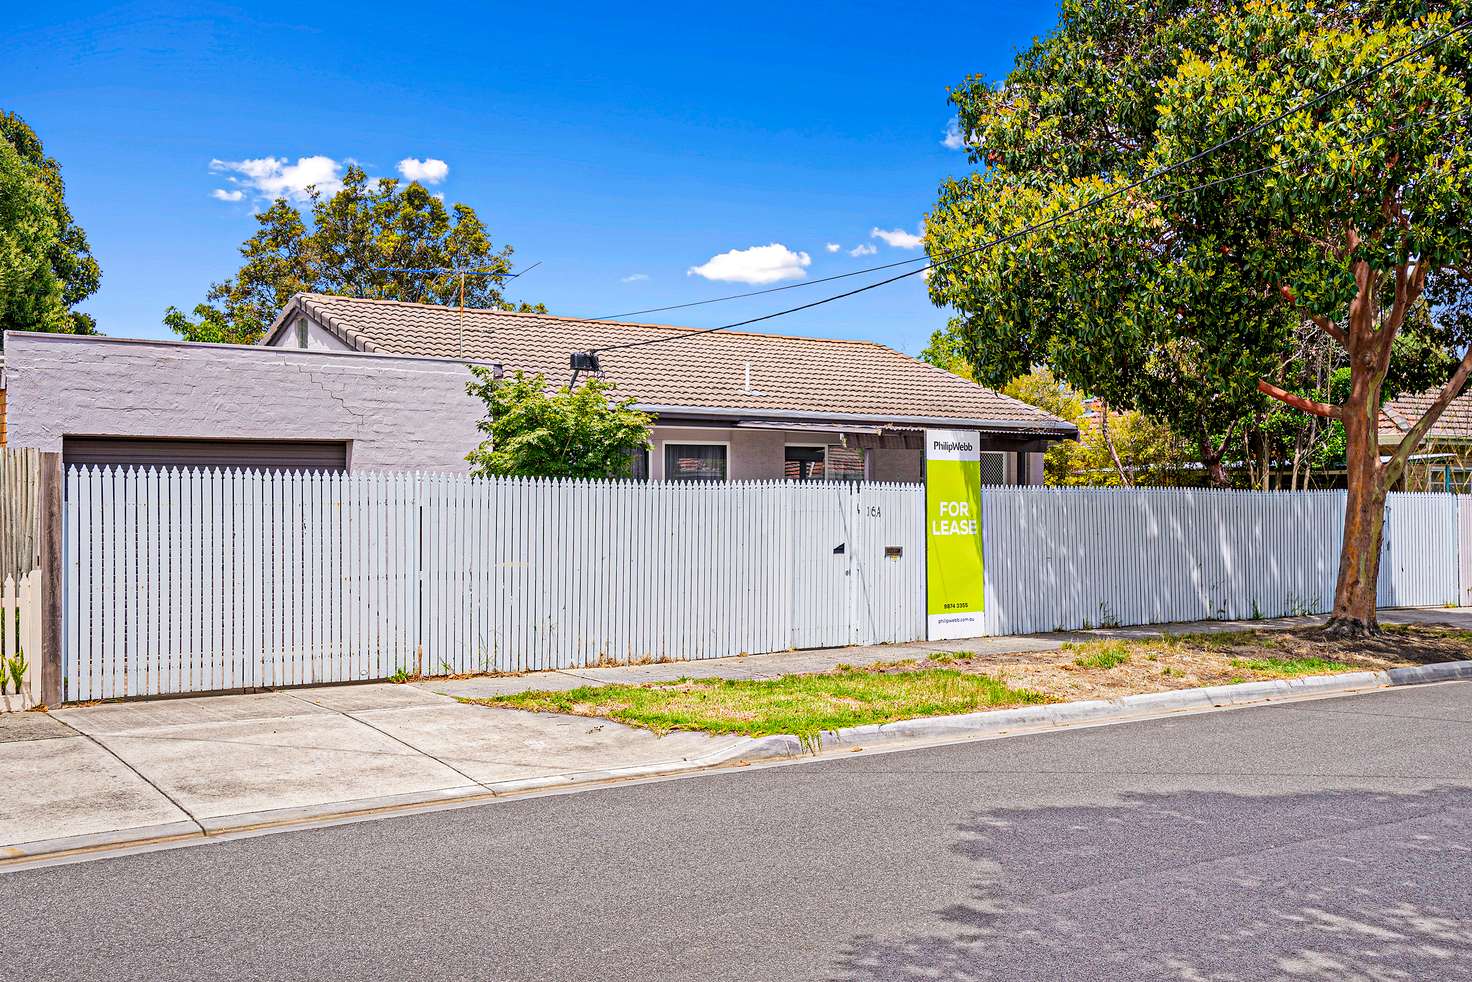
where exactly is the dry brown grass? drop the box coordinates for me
[914,625,1472,703]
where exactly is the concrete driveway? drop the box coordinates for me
[0,683,757,857]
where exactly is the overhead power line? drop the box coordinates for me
[582,15,1472,359]
[594,253,929,321]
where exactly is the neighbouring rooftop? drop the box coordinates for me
[1381,389,1472,443]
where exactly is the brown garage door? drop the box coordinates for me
[63,436,349,473]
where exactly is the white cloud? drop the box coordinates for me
[871,226,924,249]
[397,157,449,184]
[211,188,244,202]
[942,118,966,150]
[209,155,344,202]
[824,242,841,253]
[688,243,811,285]
[621,273,650,283]
[849,243,878,257]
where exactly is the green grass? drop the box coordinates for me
[1228,655,1351,677]
[475,668,1052,741]
[1068,642,1131,670]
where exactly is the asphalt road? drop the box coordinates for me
[7,682,1472,981]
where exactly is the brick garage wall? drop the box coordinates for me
[4,333,486,473]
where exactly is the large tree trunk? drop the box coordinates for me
[1197,425,1234,489]
[1201,450,1229,489]
[1325,379,1386,638]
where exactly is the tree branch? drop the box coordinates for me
[1258,379,1343,419]
[1099,404,1132,487]
[1309,314,1348,347]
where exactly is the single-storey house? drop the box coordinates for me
[2,293,1076,482]
[1380,389,1472,492]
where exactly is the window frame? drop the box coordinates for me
[783,442,828,482]
[661,440,731,482]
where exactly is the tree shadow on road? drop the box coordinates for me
[830,785,1472,981]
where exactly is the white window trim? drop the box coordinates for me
[660,439,731,482]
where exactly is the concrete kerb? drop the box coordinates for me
[479,734,804,794]
[0,820,204,863]
[806,661,1472,752]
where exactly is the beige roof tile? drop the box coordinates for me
[1381,389,1472,441]
[272,294,1074,435]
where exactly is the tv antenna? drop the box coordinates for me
[372,261,541,358]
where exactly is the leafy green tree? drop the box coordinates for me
[466,370,653,479]
[998,368,1084,485]
[1071,409,1196,488]
[928,1,1472,636]
[0,140,66,331]
[930,0,1280,489]
[167,165,540,344]
[0,111,100,333]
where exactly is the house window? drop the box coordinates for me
[665,443,727,482]
[1433,466,1472,493]
[295,318,309,349]
[979,451,1007,486]
[784,445,825,481]
[629,447,650,481]
[826,446,865,481]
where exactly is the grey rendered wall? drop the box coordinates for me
[867,448,924,483]
[651,425,850,480]
[4,333,486,473]
[1027,452,1045,486]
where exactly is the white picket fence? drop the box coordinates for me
[0,571,41,711]
[63,469,923,700]
[61,469,1466,701]
[979,487,1461,636]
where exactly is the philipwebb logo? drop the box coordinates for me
[932,439,975,452]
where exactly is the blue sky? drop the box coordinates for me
[2,1,1059,354]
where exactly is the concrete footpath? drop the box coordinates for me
[1,607,1467,864]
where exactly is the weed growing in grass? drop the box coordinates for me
[481,668,1052,741]
[927,653,961,664]
[1229,655,1349,677]
[1284,592,1317,618]
[1072,643,1130,670]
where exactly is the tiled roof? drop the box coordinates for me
[269,294,1074,434]
[1380,389,1472,441]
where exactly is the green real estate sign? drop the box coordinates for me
[925,428,985,640]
